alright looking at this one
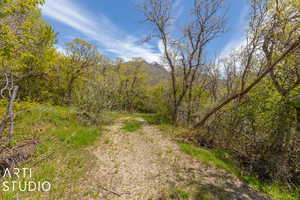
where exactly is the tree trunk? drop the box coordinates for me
[187,86,193,124]
[296,108,300,133]
[8,86,18,142]
[172,105,179,124]
[66,78,75,105]
[0,85,18,141]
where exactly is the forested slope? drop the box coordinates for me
[0,0,300,199]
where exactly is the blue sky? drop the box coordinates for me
[42,0,249,63]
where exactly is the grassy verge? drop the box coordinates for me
[180,143,299,200]
[0,103,102,199]
[134,113,170,125]
[122,120,144,132]
[100,110,131,125]
[180,143,239,175]
[163,188,190,200]
[136,112,300,200]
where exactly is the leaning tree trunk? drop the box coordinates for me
[291,95,300,132]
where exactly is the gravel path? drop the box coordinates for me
[76,117,271,200]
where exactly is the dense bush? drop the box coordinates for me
[195,82,300,186]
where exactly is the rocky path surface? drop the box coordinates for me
[76,117,270,200]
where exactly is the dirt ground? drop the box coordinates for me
[75,117,270,200]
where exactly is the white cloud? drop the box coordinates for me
[42,0,162,63]
[218,37,247,59]
[173,0,183,21]
[54,44,66,54]
[218,6,249,60]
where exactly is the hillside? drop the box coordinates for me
[0,105,297,200]
[1,0,300,199]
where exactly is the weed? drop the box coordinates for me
[172,189,190,199]
[122,120,144,132]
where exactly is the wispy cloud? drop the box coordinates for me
[218,37,247,59]
[218,6,249,59]
[173,0,184,21]
[42,0,161,63]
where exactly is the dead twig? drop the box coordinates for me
[98,184,122,197]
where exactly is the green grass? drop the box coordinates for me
[0,103,102,199]
[180,143,239,175]
[100,110,130,125]
[122,120,144,132]
[172,189,190,199]
[180,143,299,200]
[55,127,101,148]
[135,113,170,125]
[161,188,190,200]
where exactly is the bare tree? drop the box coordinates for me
[140,0,226,123]
[0,71,19,142]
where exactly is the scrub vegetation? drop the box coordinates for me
[0,0,300,199]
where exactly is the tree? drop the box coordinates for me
[116,58,149,111]
[0,0,55,142]
[194,0,300,128]
[263,0,300,97]
[64,38,97,104]
[140,0,226,123]
[0,0,56,100]
[0,71,18,142]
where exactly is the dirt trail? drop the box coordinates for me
[76,117,270,200]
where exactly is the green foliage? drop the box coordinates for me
[204,78,300,184]
[74,57,153,116]
[0,0,57,102]
[0,0,53,62]
[1,0,300,198]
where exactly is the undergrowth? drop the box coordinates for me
[0,103,102,199]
